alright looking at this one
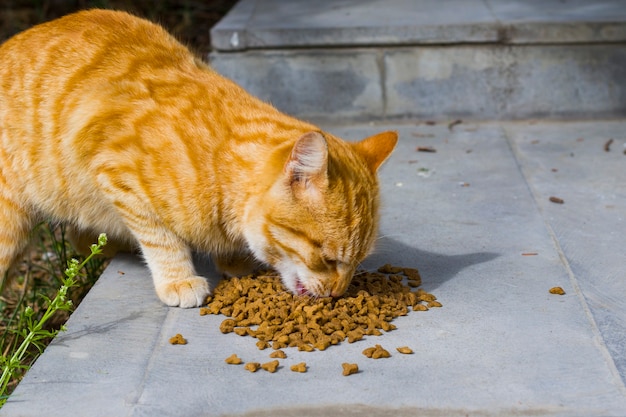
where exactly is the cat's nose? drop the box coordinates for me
[330,282,349,298]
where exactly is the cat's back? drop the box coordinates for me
[0,9,212,223]
[0,9,207,156]
[0,9,197,101]
[0,9,181,67]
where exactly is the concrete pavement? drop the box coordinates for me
[3,120,626,416]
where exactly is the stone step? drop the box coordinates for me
[209,0,626,121]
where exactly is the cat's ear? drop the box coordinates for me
[353,131,398,172]
[284,131,329,196]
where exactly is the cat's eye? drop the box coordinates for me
[324,258,339,268]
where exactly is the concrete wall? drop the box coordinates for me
[210,44,626,121]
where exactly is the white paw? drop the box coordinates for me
[156,276,210,308]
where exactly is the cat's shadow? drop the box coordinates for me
[361,237,499,291]
[195,237,499,292]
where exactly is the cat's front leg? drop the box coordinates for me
[134,229,209,308]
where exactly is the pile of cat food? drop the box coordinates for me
[200,264,440,353]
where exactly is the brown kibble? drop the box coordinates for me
[224,354,242,364]
[261,360,280,373]
[342,363,359,376]
[290,362,307,373]
[363,344,390,359]
[347,328,365,343]
[402,267,420,279]
[203,265,437,353]
[417,292,436,302]
[269,350,287,359]
[244,362,261,372]
[199,307,211,316]
[549,287,566,295]
[219,319,236,334]
[427,301,443,308]
[313,338,332,351]
[372,347,391,359]
[396,346,413,354]
[256,340,270,350]
[168,334,187,345]
[272,340,288,350]
[377,264,403,274]
[233,327,248,336]
[298,343,315,352]
[549,196,564,204]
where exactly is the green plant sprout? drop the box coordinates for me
[0,233,107,407]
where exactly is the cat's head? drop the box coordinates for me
[244,130,397,297]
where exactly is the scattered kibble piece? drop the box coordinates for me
[396,346,413,354]
[362,344,391,359]
[377,264,403,274]
[269,350,287,359]
[224,354,242,365]
[417,289,436,302]
[549,287,566,295]
[261,360,280,373]
[298,343,315,352]
[402,267,421,282]
[256,340,270,350]
[168,334,187,345]
[342,363,359,376]
[290,362,307,373]
[244,362,261,373]
[233,327,248,336]
[219,319,236,334]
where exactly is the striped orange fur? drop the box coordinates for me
[0,9,397,307]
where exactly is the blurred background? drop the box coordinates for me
[0,0,238,54]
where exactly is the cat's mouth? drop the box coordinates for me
[295,279,307,296]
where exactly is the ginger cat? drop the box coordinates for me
[0,9,397,307]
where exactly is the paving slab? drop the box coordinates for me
[3,120,626,417]
[504,121,626,381]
